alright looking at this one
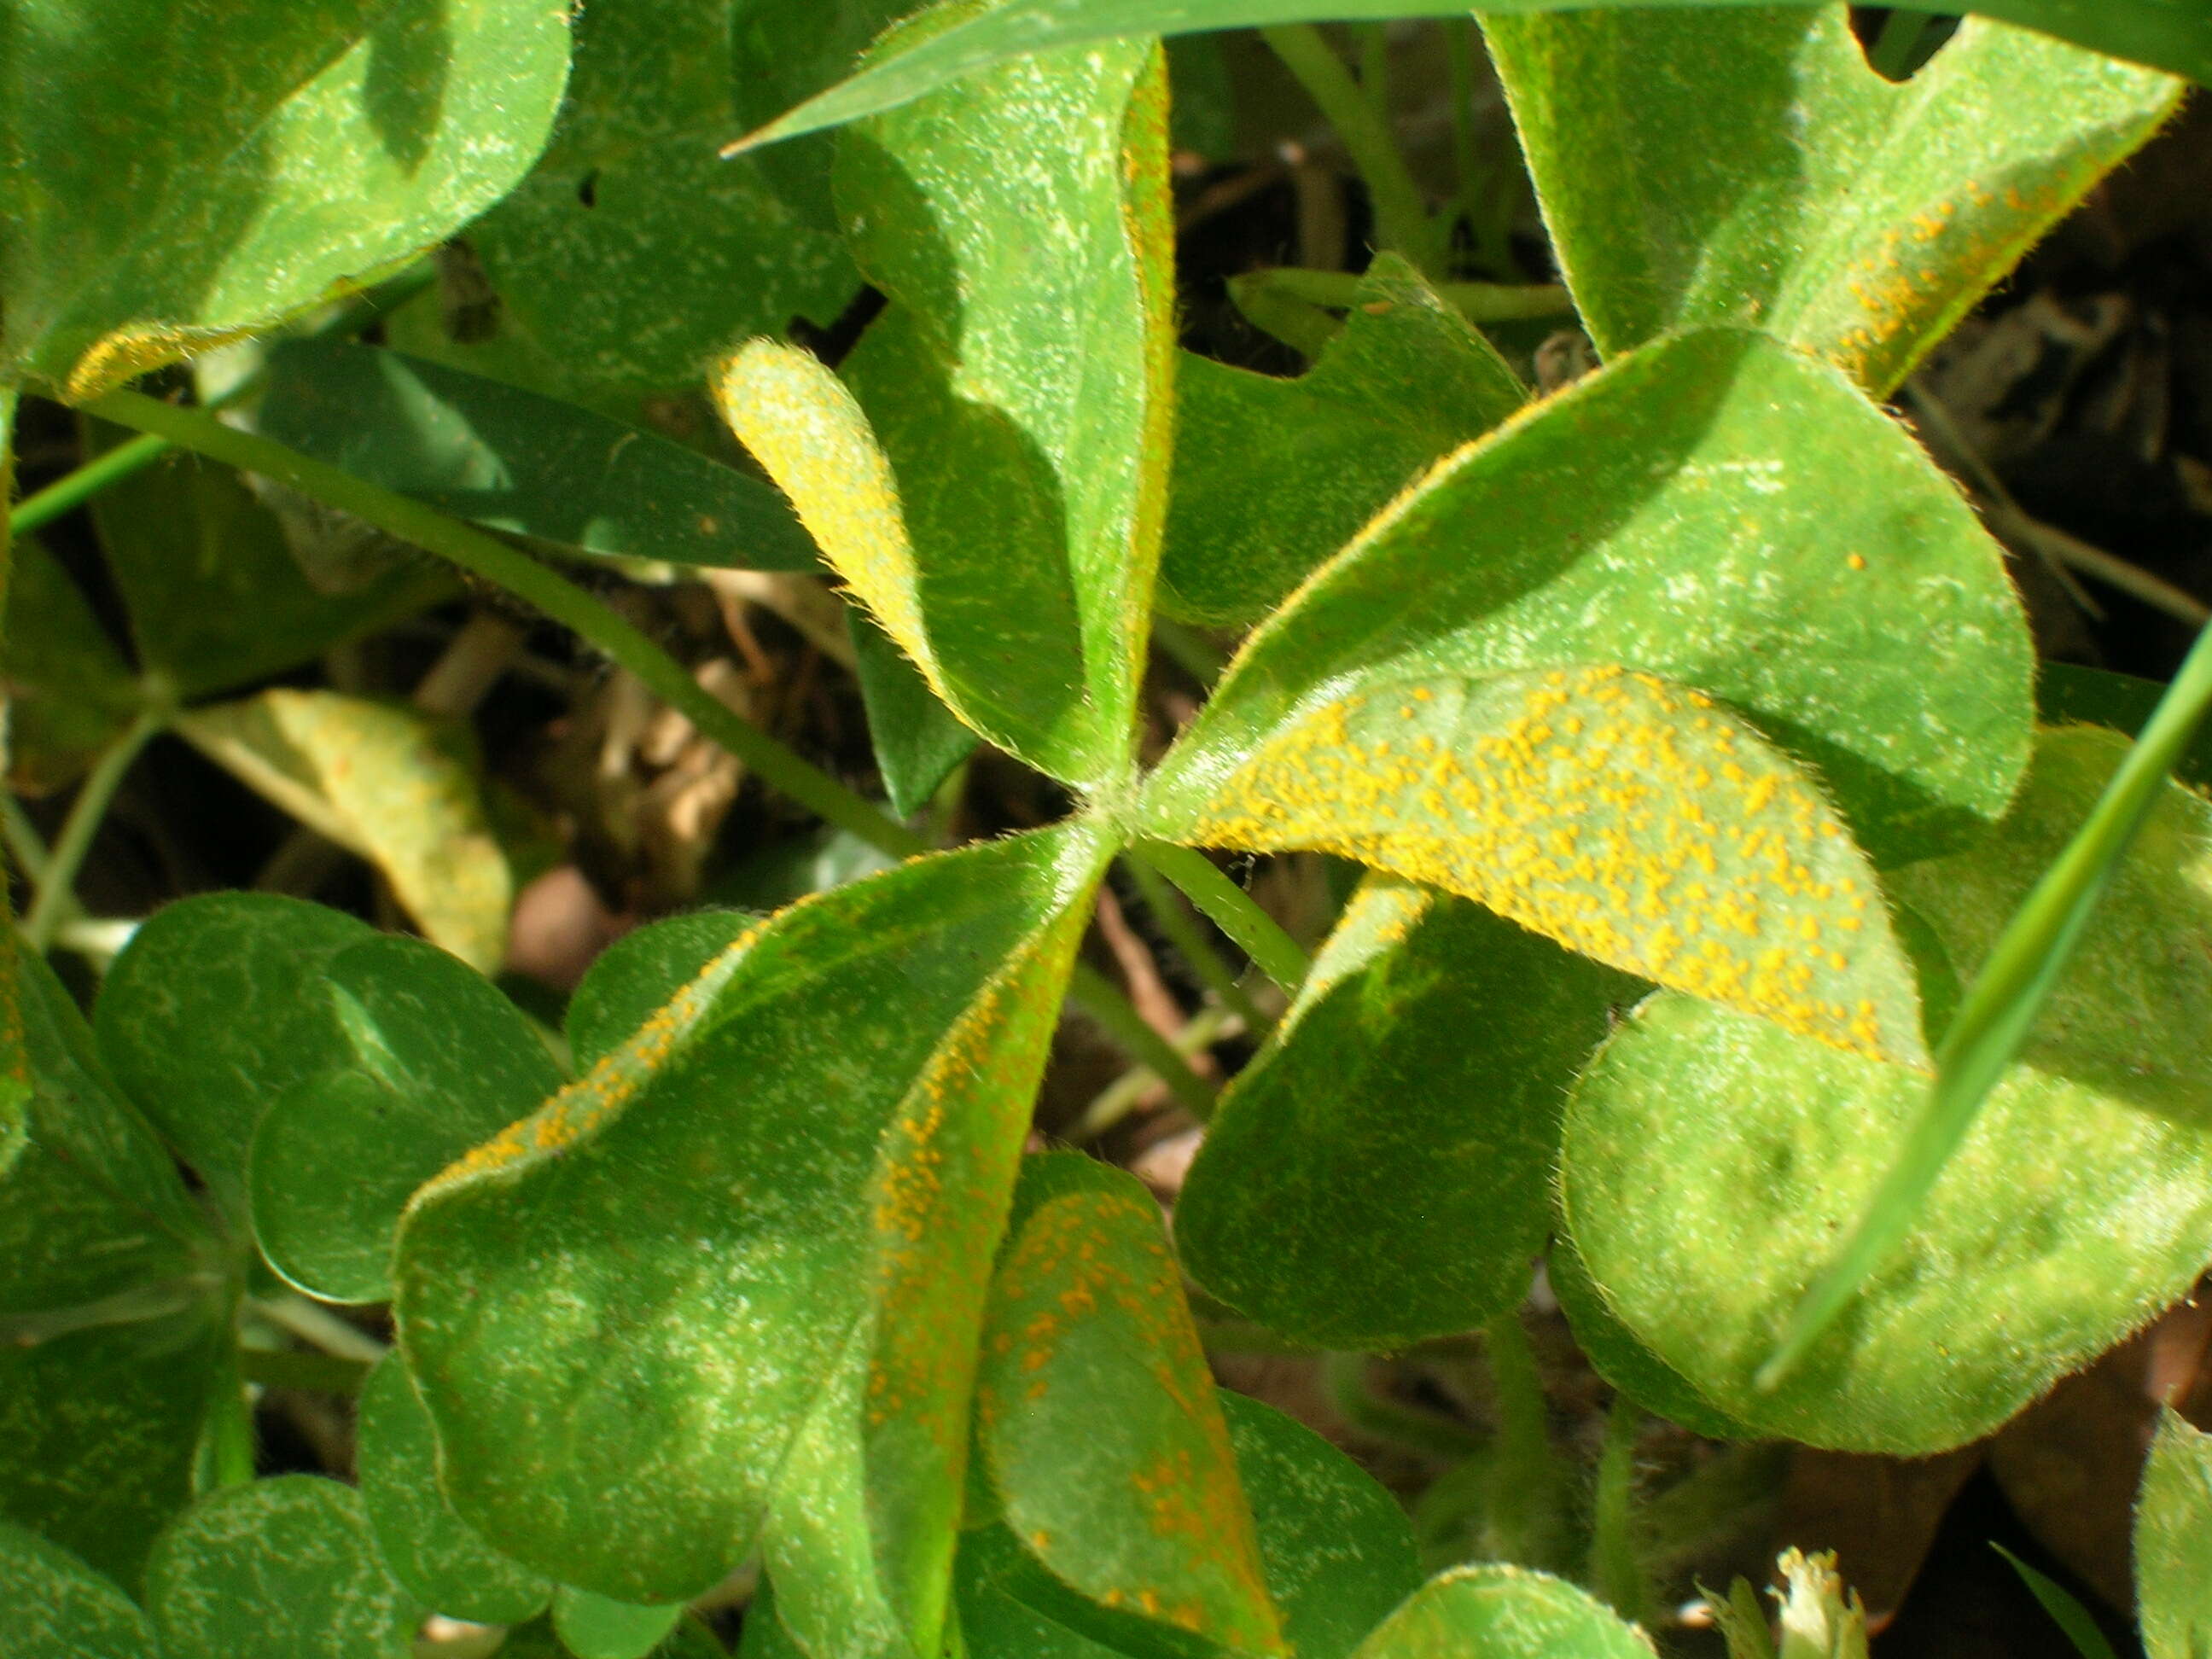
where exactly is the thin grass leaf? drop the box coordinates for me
[1759,617,2212,1389]
[1992,1545,2121,1659]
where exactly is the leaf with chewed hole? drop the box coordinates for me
[1352,1564,1658,1659]
[977,1154,1285,1657]
[1143,329,2030,874]
[357,1353,551,1626]
[716,5,1173,789]
[1562,726,2212,1452]
[1157,662,1924,1064]
[177,691,510,973]
[146,1477,418,1659]
[0,1522,156,1659]
[393,825,1107,1651]
[248,934,563,1304]
[2137,1412,2212,1659]
[1484,9,2179,394]
[1161,253,1527,629]
[1180,877,1636,1348]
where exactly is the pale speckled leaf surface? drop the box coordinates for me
[95,894,371,1205]
[729,0,2212,148]
[1161,253,1527,628]
[1143,328,2031,871]
[2137,1411,2212,1659]
[0,0,568,397]
[1220,1392,1422,1659]
[176,690,510,972]
[1562,727,2212,1452]
[1485,9,2180,394]
[1352,1565,1657,1659]
[977,1154,1285,1657]
[720,6,1173,789]
[565,908,760,1068]
[247,935,564,1304]
[356,1353,552,1627]
[0,1522,157,1659]
[1179,878,1636,1348]
[146,1477,418,1659]
[393,825,1107,1645]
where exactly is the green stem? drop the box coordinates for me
[1249,265,1571,323]
[1132,841,1312,994]
[1443,21,1492,272]
[21,707,164,952]
[1481,1309,1571,1571]
[238,1347,374,1395]
[1123,857,1268,1033]
[1761,608,2212,1388]
[1075,1000,1236,1139]
[81,387,1218,1115]
[1587,1394,1653,1625]
[247,1295,389,1364]
[1323,1353,1484,1458]
[1260,24,1437,273]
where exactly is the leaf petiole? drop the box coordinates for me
[20,705,166,952]
[1131,841,1313,994]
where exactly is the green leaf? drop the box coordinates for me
[1220,1391,1422,1659]
[1483,9,2179,395]
[2138,1412,2212,1659]
[1179,878,1634,1348]
[463,0,864,397]
[1144,327,2031,870]
[849,616,977,823]
[1560,726,2212,1452]
[1544,1231,1749,1443]
[96,894,372,1202]
[146,1476,418,1659]
[84,425,450,703]
[1351,1564,1656,1658]
[0,535,140,795]
[947,1532,1135,1659]
[2036,661,2212,790]
[356,1353,552,1626]
[1161,253,1528,629]
[256,341,821,571]
[716,10,1174,790]
[393,825,1107,1641]
[0,1306,233,1594]
[565,909,760,1068]
[247,934,564,1303]
[176,690,511,972]
[0,0,570,398]
[1991,1544,2121,1659]
[976,1153,1285,1657]
[0,1521,157,1659]
[554,1586,687,1659]
[726,1,2212,151]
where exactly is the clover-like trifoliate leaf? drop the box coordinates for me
[1143,327,2030,873]
[146,1477,418,1659]
[1562,726,2212,1452]
[356,1353,552,1627]
[1484,8,2180,394]
[2137,1411,2212,1659]
[393,825,1109,1650]
[716,3,1174,790]
[564,908,759,1069]
[1160,253,1527,629]
[1352,1564,1657,1658]
[1180,877,1636,1348]
[0,1521,156,1659]
[0,0,569,399]
[977,1154,1285,1658]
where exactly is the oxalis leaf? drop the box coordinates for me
[0,0,570,399]
[0,1522,157,1659]
[716,2,1174,790]
[2136,1411,2212,1659]
[1179,877,1637,1349]
[1160,253,1528,630]
[975,1154,1285,1658]
[724,0,2212,152]
[1560,725,2212,1452]
[1351,1564,1657,1659]
[1484,7,2180,395]
[392,825,1109,1642]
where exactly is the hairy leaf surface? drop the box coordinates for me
[1563,726,2212,1452]
[1352,1564,1657,1658]
[393,825,1107,1645]
[2137,1412,2212,1659]
[1485,8,2179,393]
[0,0,568,397]
[1180,878,1635,1348]
[565,909,760,1069]
[1161,253,1527,628]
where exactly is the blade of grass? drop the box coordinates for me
[1991,1545,2122,1659]
[1759,612,2212,1389]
